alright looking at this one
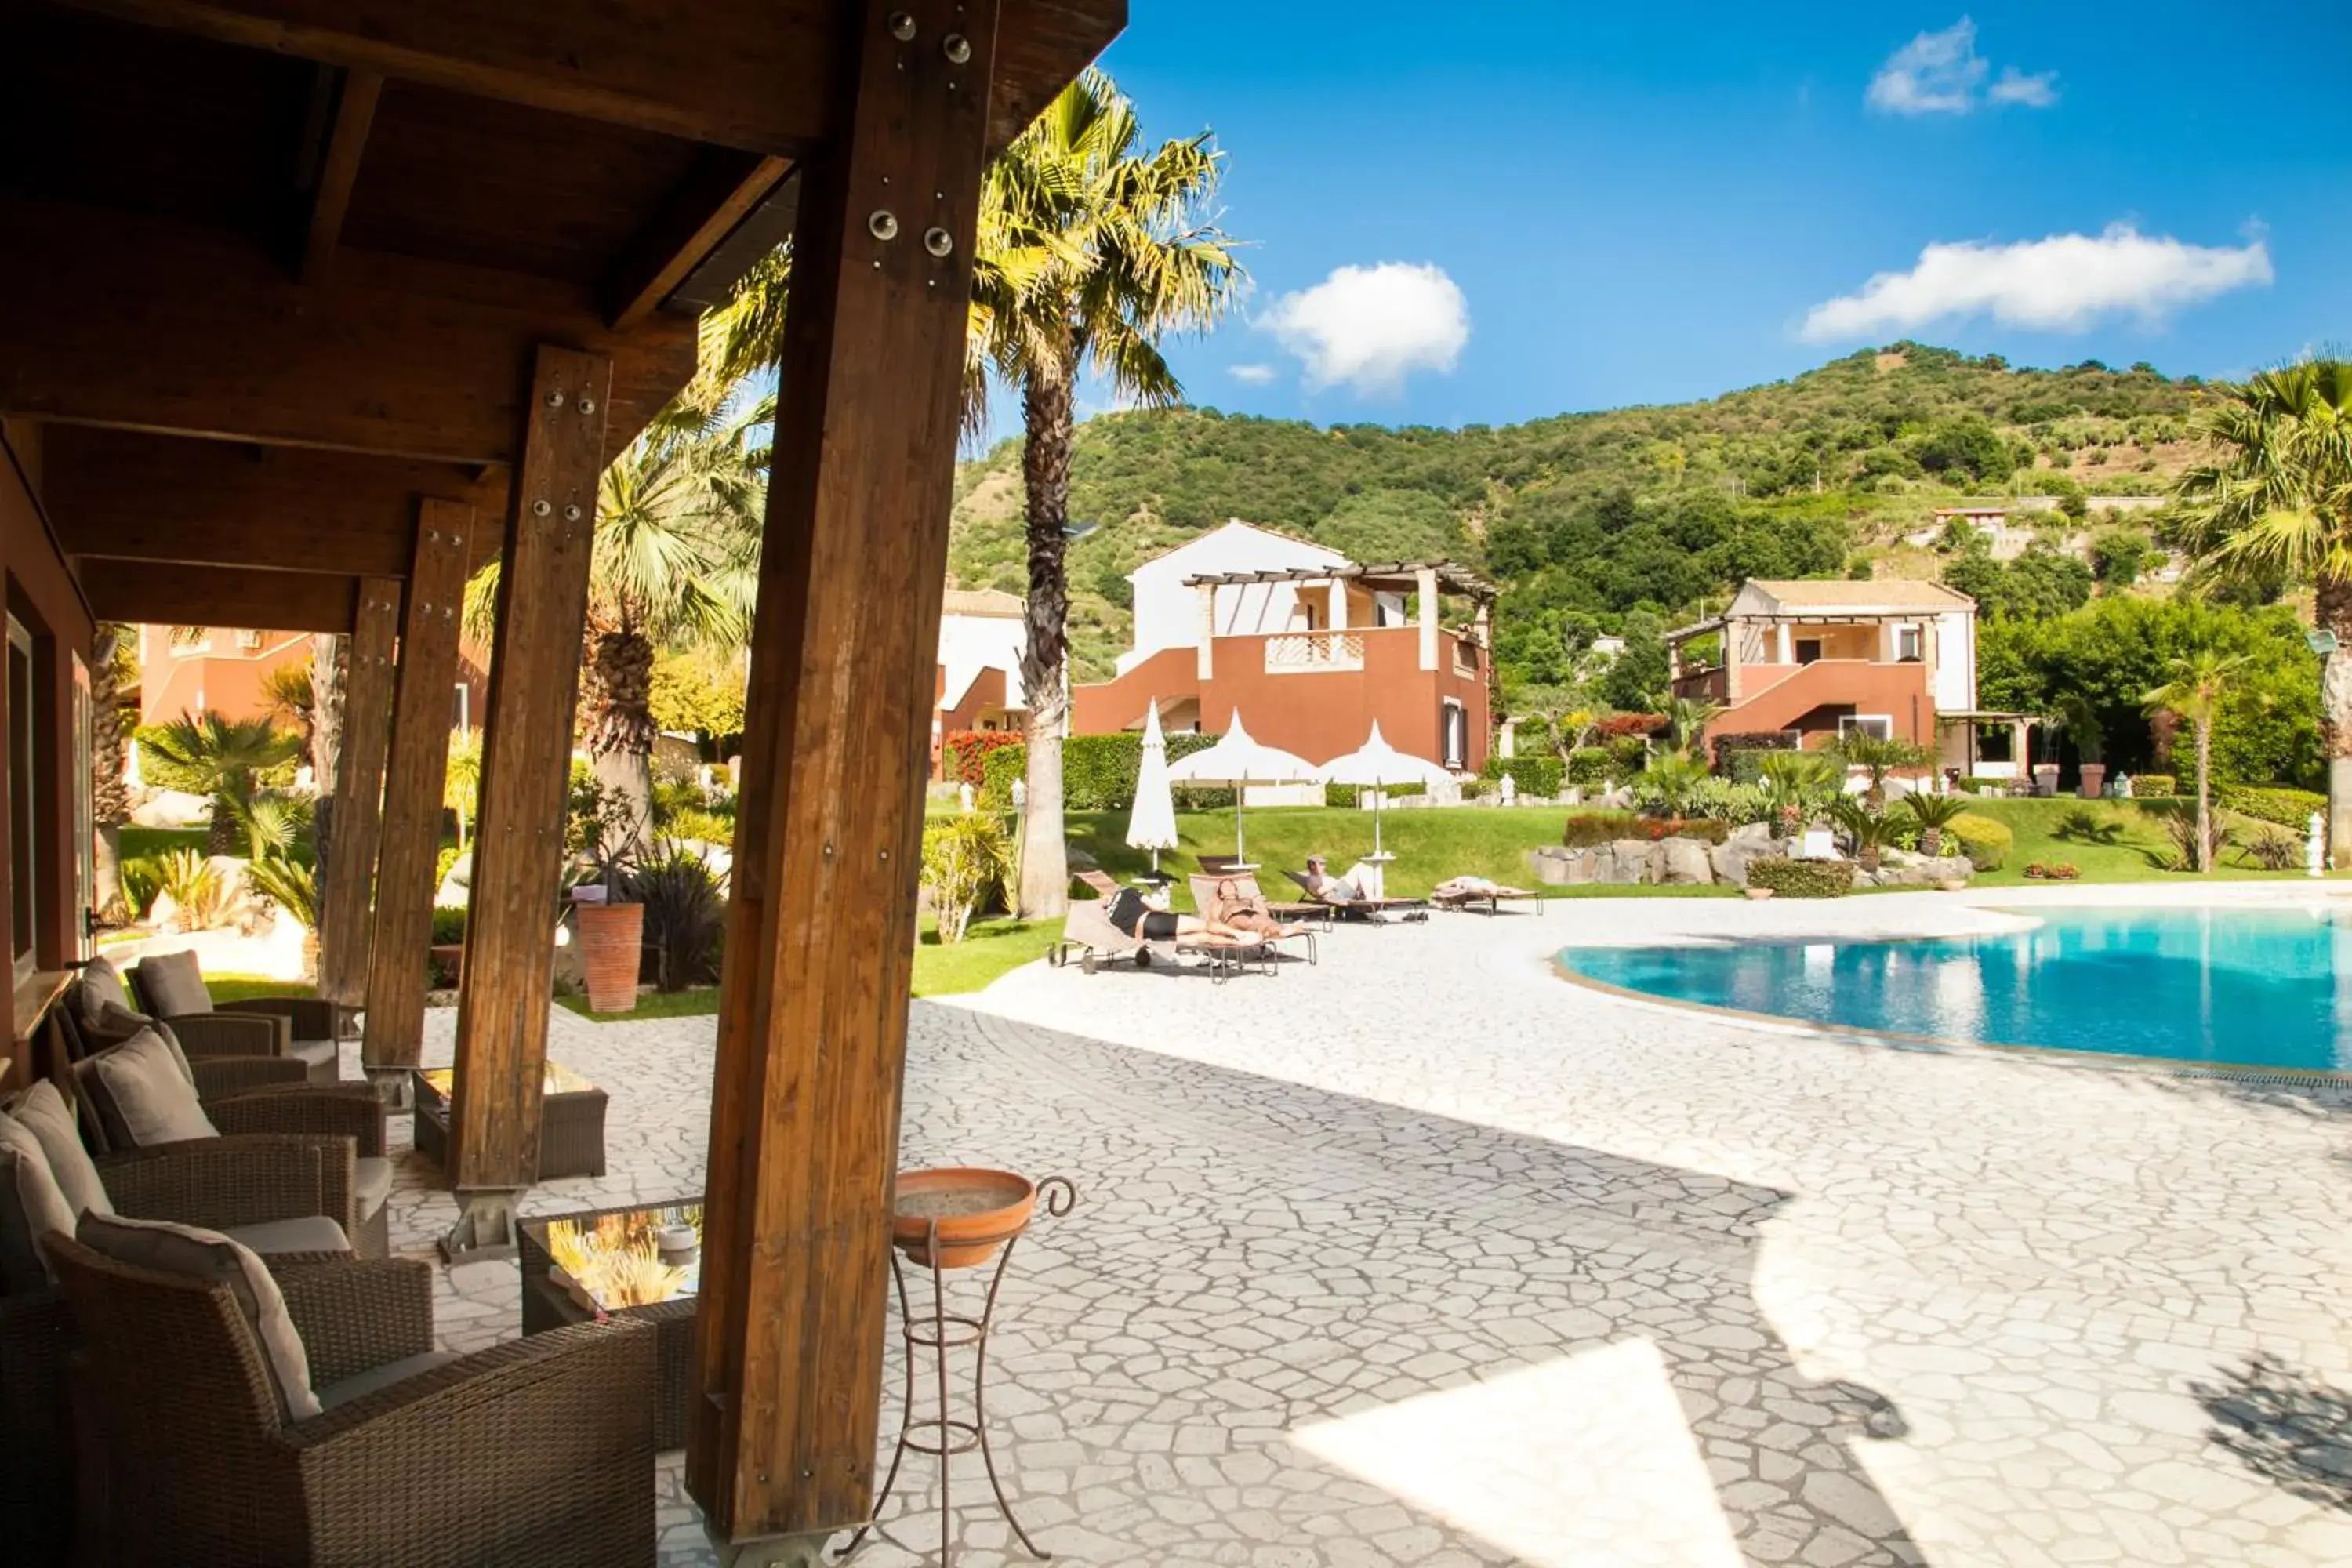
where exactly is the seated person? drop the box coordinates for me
[1105,885,1254,944]
[1205,877,1306,938]
[1300,854,1363,903]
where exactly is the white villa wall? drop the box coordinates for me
[1933,610,1974,710]
[938,610,1027,708]
[1119,521,1348,675]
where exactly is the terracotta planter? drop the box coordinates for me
[891,1168,1036,1270]
[575,902,644,1014]
[2078,764,2107,800]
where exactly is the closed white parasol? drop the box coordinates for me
[1163,709,1318,866]
[1316,720,1454,859]
[1125,699,1180,874]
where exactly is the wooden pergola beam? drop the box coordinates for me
[604,150,792,330]
[296,65,383,284]
[360,503,474,1091]
[688,0,1001,1545]
[314,577,399,1009]
[444,344,609,1256]
[82,560,360,633]
[42,426,507,577]
[52,0,1122,158]
[0,197,695,466]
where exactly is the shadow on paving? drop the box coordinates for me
[896,1005,1929,1566]
[2191,1354,2352,1514]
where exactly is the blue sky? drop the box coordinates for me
[1078,2,2352,429]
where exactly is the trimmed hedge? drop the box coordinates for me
[1324,782,1421,808]
[2216,783,2325,830]
[1566,748,1613,791]
[1947,811,2013,871]
[1480,754,1566,797]
[1604,735,1651,775]
[1711,731,1797,779]
[2132,773,2176,798]
[977,733,1232,812]
[1563,811,1642,848]
[942,729,1022,788]
[1639,817,1730,844]
[1747,857,1854,898]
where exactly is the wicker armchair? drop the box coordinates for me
[46,1242,658,1568]
[132,953,341,1082]
[2,1136,361,1568]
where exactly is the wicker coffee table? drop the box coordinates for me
[412,1061,608,1179]
[517,1199,700,1450]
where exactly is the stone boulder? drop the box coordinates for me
[1658,837,1714,884]
[1605,840,1657,884]
[1707,822,1780,887]
[1860,855,1974,889]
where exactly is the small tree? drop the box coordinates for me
[1831,731,1930,812]
[2143,650,2246,874]
[140,713,301,854]
[1902,793,1967,857]
[921,813,1013,945]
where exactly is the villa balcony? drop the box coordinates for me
[1265,628,1367,673]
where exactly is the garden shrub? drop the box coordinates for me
[1947,812,2013,871]
[2238,824,2302,871]
[1562,811,1642,848]
[2216,784,2326,831]
[1323,782,1421,808]
[434,844,463,891]
[1746,857,1854,898]
[628,844,728,991]
[1638,817,1730,844]
[1710,732,1797,779]
[1953,777,2011,795]
[648,778,703,826]
[666,808,736,847]
[1604,735,1650,775]
[978,745,1025,811]
[430,906,468,946]
[921,814,1013,943]
[1458,779,1486,801]
[120,857,161,921]
[942,730,1023,789]
[1480,754,1565,797]
[2132,773,2175,797]
[2024,862,2082,880]
[1566,748,1613,792]
[1593,713,1668,739]
[975,732,1229,812]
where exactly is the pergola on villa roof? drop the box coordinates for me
[1183,558,1500,602]
[2,0,1121,1556]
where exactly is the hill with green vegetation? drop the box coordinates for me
[949,341,2215,688]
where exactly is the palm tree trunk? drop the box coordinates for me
[91,622,132,918]
[308,633,344,945]
[2318,572,2352,869]
[1015,343,1076,918]
[583,623,656,846]
[2195,720,2213,875]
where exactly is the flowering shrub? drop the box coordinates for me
[1593,713,1668,739]
[942,730,1023,788]
[2024,862,2081,880]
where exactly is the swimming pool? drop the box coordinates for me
[1562,905,2352,1073]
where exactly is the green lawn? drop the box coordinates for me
[204,973,316,1005]
[1958,797,2335,887]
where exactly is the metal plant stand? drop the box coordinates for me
[842,1174,1079,1566]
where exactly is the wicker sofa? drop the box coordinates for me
[45,1240,658,1567]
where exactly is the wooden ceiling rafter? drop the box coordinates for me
[296,62,380,282]
[82,557,363,633]
[604,149,793,330]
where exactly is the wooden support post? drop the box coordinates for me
[360,506,474,1102]
[314,576,398,1013]
[687,0,1001,1549]
[1416,564,1440,673]
[442,345,609,1258]
[1196,582,1217,679]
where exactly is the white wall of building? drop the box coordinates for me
[938,612,1027,710]
[1120,521,1349,674]
[1933,610,1975,710]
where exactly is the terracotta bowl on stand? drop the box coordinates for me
[891,1168,1038,1269]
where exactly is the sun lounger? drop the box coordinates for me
[1281,868,1428,923]
[1198,857,1331,927]
[1430,881,1547,916]
[1054,873,1277,982]
[1187,874,1318,966]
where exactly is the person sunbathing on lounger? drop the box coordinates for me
[1105,885,1252,944]
[1206,877,1308,939]
[1300,855,1363,904]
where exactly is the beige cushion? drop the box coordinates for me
[5,1081,111,1223]
[77,957,134,1021]
[223,1215,351,1255]
[85,1000,195,1083]
[0,1114,75,1290]
[317,1350,463,1411]
[135,949,213,1019]
[353,1156,392,1218]
[86,1030,219,1149]
[77,1212,322,1422]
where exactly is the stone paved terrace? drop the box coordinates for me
[383,882,2352,1566]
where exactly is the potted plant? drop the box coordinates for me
[570,793,648,1014]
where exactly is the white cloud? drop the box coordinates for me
[1801,223,2273,341]
[1255,262,1470,397]
[1867,17,2057,115]
[1229,362,1279,386]
[1987,65,2060,107]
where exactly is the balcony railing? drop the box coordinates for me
[1451,637,1479,679]
[1265,630,1365,673]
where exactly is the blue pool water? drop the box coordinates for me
[1562,906,2352,1073]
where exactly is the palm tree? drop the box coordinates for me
[140,713,300,854]
[2143,650,2247,874]
[91,622,133,919]
[1830,797,1901,874]
[1759,750,1842,837]
[2172,358,2352,860]
[466,383,768,831]
[1901,792,1967,858]
[1831,731,1930,811]
[1664,696,1719,760]
[967,71,1243,916]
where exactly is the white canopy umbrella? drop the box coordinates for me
[1163,709,1318,866]
[1125,699,1180,876]
[1316,720,1454,858]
